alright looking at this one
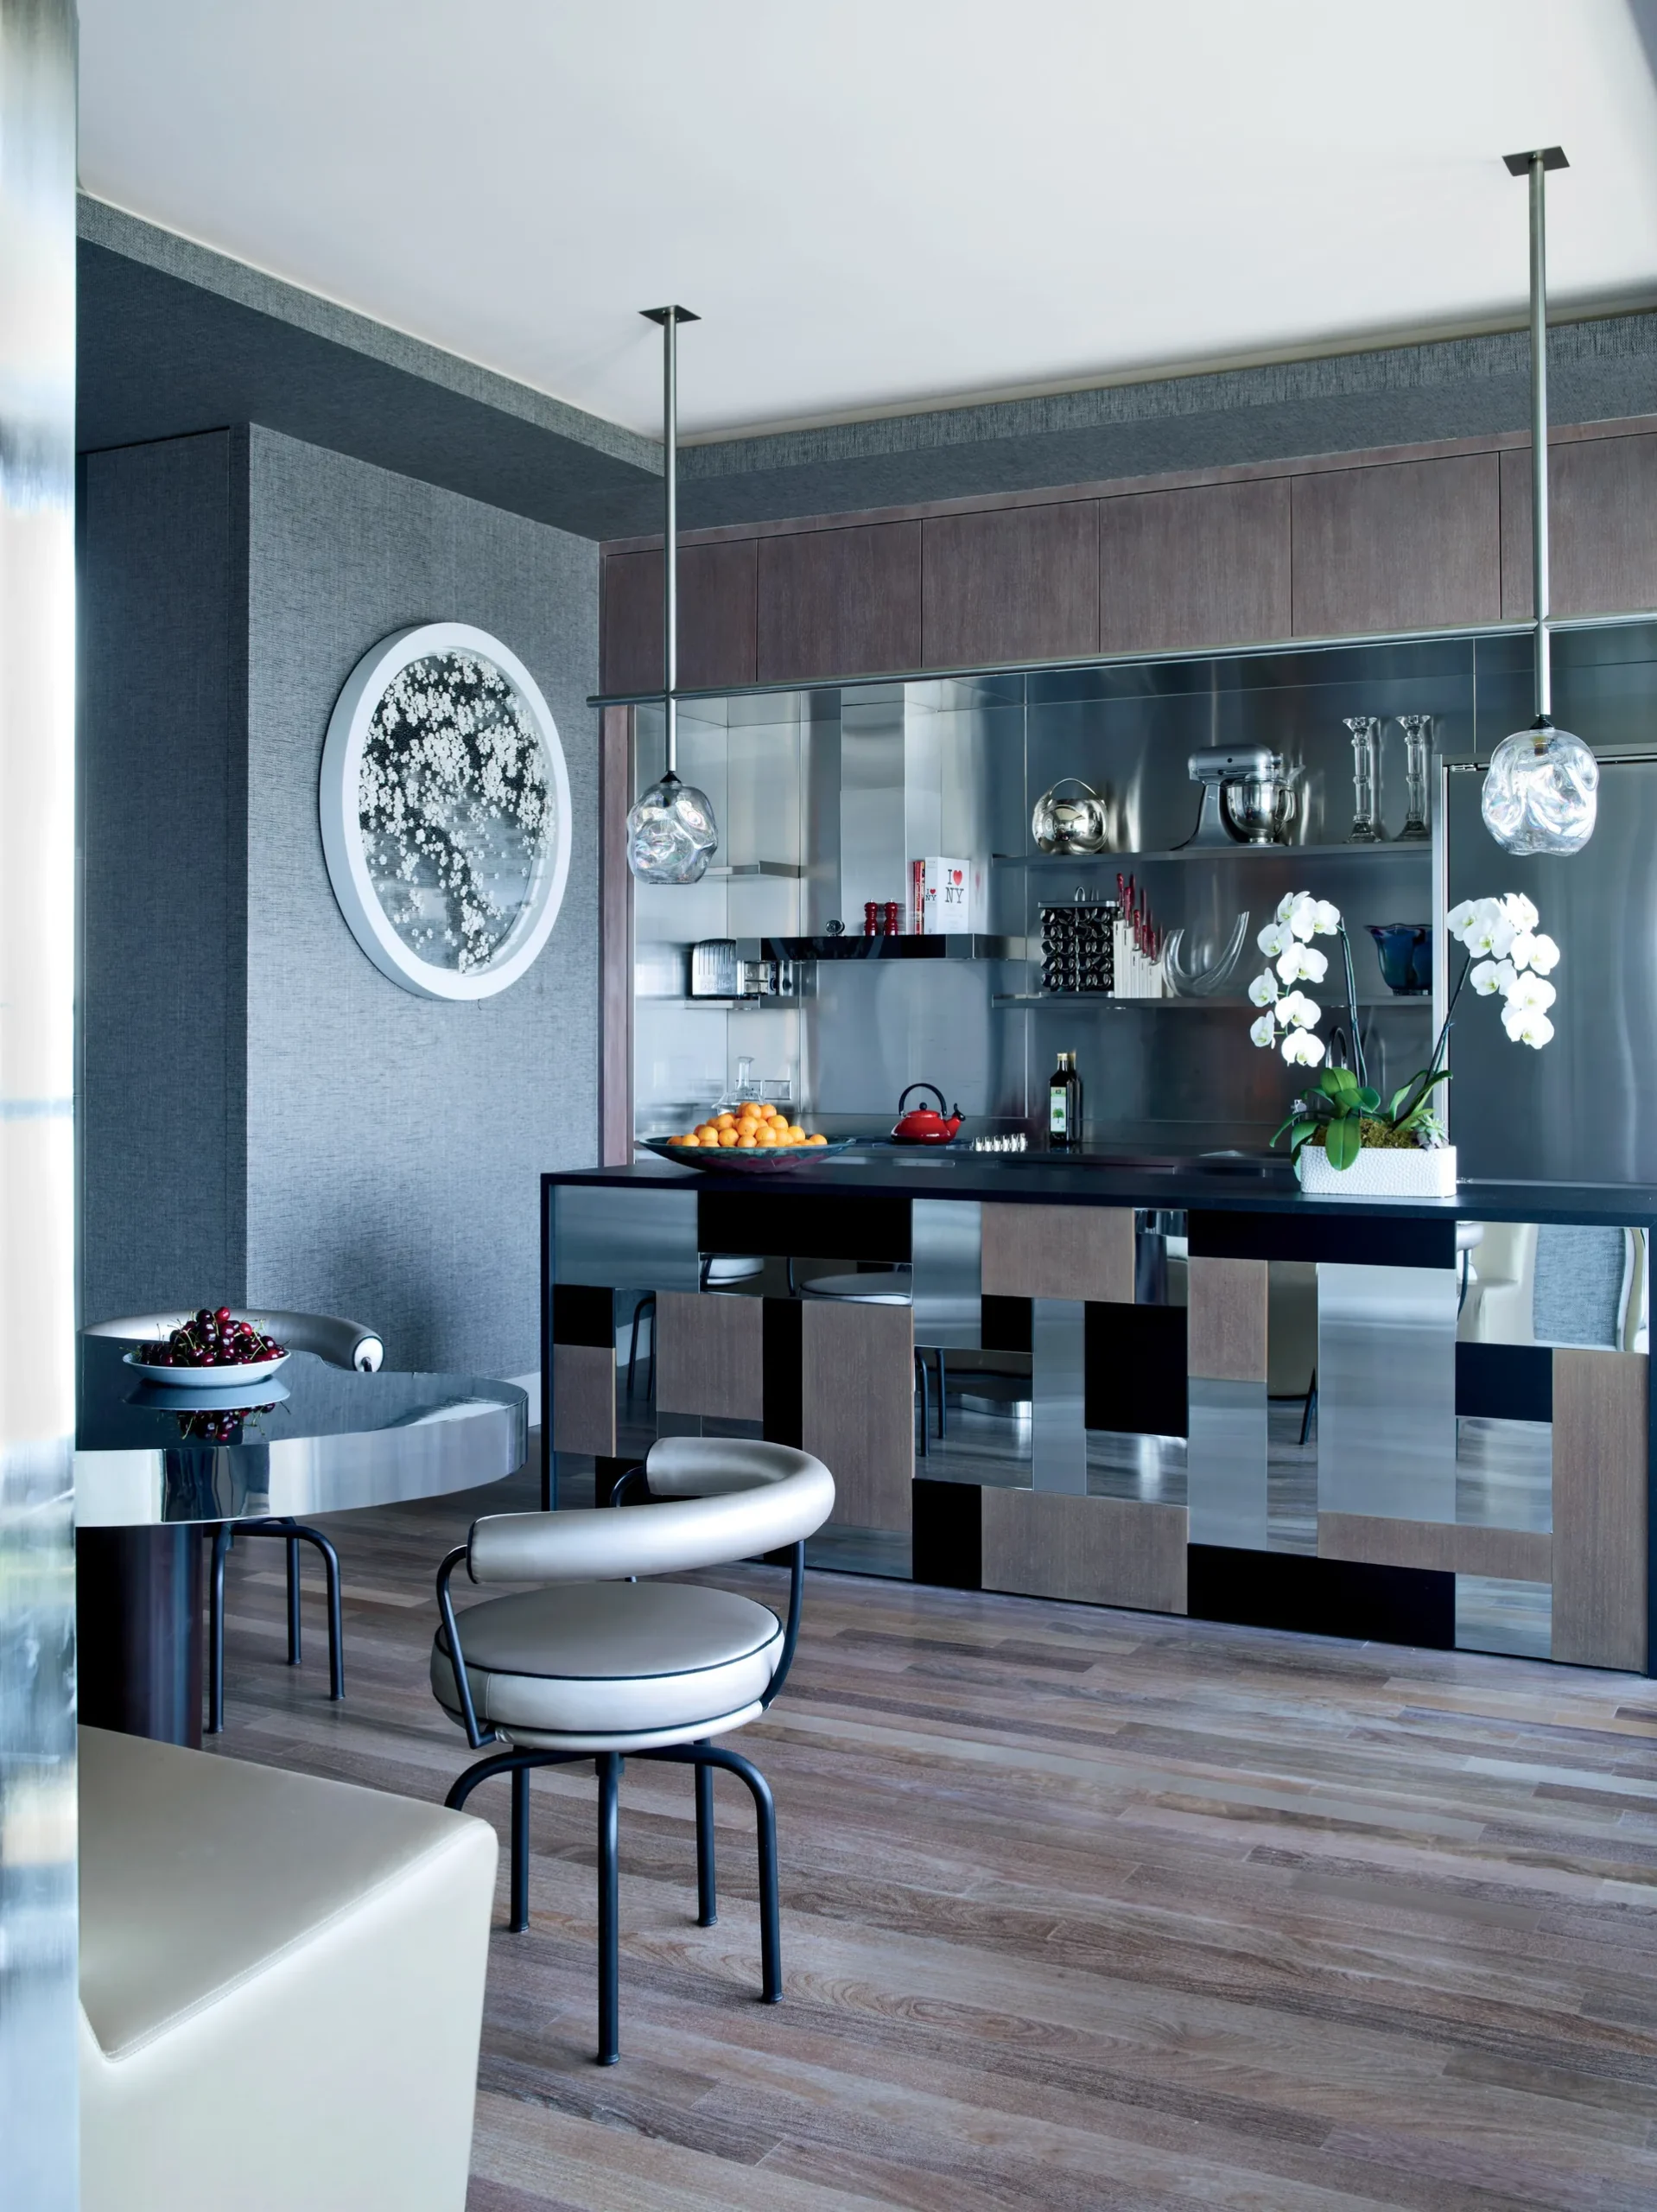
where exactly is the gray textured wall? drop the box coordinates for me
[79,425,600,1374]
[243,429,598,1375]
[79,430,249,1325]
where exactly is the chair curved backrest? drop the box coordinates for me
[467,1439,834,1586]
[84,1308,384,1372]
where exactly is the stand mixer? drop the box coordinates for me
[1180,746,1297,847]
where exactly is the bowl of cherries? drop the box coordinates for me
[124,1308,289,1389]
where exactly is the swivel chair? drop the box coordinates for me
[432,1435,834,2065]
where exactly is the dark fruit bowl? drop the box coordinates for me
[641,1137,860,1173]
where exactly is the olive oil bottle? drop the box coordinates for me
[1048,1051,1082,1150]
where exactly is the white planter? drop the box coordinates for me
[1297,1142,1457,1198]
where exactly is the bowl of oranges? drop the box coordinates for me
[643,1106,855,1173]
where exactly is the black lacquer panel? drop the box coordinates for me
[1188,1208,1457,1269]
[761,1298,804,1448]
[980,1295,1033,1354]
[911,1478,983,1591]
[698,1191,912,1263]
[1455,1341,1553,1422]
[1187,1544,1455,1649]
[1085,1303,1189,1437]
[551,1282,618,1347]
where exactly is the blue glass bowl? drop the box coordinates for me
[1368,924,1431,996]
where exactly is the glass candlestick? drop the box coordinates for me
[1343,715,1381,842]
[1395,715,1432,842]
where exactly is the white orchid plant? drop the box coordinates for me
[1248,888,1561,1171]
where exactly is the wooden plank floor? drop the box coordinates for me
[207,1468,1657,2211]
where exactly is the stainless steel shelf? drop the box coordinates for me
[993,842,1430,869]
[767,933,1018,961]
[992,992,1429,1009]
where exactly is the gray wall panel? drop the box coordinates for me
[243,429,600,1375]
[79,431,247,1322]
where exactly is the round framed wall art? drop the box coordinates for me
[320,623,572,1000]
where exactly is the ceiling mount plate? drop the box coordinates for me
[1503,147,1569,175]
[640,305,701,325]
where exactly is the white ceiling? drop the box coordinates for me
[78,0,1657,442]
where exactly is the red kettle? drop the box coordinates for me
[891,1083,963,1146]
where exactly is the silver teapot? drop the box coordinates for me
[1032,777,1109,855]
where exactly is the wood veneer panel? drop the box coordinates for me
[1552,1346,1648,1672]
[549,1342,616,1456]
[1500,434,1657,619]
[598,704,633,1165]
[1099,477,1292,652]
[1187,1256,1268,1382]
[756,522,921,683]
[1317,1512,1552,1583]
[801,1296,914,1531]
[1291,453,1501,636]
[980,1203,1133,1304]
[655,1289,764,1422]
[921,500,1097,667]
[600,539,759,695]
[981,1488,1188,1612]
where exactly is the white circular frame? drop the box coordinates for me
[320,623,573,1001]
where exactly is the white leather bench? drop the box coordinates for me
[79,1726,497,2212]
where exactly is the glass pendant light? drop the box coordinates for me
[1482,149,1598,857]
[626,304,720,884]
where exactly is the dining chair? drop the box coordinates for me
[432,1435,835,2065]
[85,1306,384,1731]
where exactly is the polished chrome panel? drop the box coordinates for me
[911,1199,981,1349]
[0,2,78,2199]
[1317,1262,1457,1522]
[1187,1378,1268,1549]
[554,1183,700,1291]
[1030,1297,1086,1494]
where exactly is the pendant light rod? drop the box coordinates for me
[1504,146,1567,724]
[641,305,699,777]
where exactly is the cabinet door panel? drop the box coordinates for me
[600,537,757,695]
[757,521,921,683]
[922,500,1097,667]
[1100,478,1291,652]
[1501,434,1657,619]
[1291,454,1501,637]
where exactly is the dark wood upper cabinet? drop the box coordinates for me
[1290,454,1501,637]
[1500,433,1657,620]
[756,520,921,683]
[600,537,758,696]
[1099,477,1291,654]
[921,500,1097,667]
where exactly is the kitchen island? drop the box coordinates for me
[543,1154,1654,1675]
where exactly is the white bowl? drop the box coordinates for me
[123,1350,289,1389]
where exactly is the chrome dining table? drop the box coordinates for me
[74,1334,528,1745]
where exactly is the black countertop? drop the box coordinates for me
[543,1149,1657,1229]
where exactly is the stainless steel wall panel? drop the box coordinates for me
[911,1198,981,1348]
[553,1183,699,1291]
[1031,1297,1087,1494]
[1,2,78,2201]
[1317,1262,1457,1522]
[1187,1378,1268,1549]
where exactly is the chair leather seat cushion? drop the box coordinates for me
[432,1580,783,1740]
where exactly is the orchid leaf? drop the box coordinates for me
[1325,1115,1362,1170]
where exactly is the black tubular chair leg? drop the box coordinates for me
[913,1350,929,1459]
[642,1743,782,2003]
[207,1523,232,1735]
[1299,1368,1318,1447]
[695,1755,717,1927]
[596,1753,622,2066]
[937,1348,948,1440]
[284,1524,302,1664]
[510,1766,530,1933]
